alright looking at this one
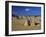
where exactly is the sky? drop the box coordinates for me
[12,6,41,16]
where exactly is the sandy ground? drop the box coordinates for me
[12,16,41,31]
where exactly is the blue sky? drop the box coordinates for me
[12,6,41,16]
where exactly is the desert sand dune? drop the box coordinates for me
[12,16,41,31]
